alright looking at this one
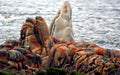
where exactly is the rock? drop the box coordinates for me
[35,16,51,56]
[1,40,20,50]
[20,19,34,46]
[0,1,120,75]
[25,54,42,70]
[45,41,120,75]
[35,16,50,42]
[20,18,36,46]
[20,18,42,54]
[49,1,74,42]
[105,49,120,58]
[47,44,70,68]
[0,50,8,62]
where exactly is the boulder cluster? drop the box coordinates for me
[0,1,120,75]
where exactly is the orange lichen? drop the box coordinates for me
[0,57,8,62]
[68,44,77,53]
[78,47,83,51]
[61,39,67,43]
[67,41,77,46]
[58,47,66,55]
[67,44,83,55]
[51,36,67,43]
[94,48,108,56]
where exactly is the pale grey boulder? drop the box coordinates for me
[49,1,74,42]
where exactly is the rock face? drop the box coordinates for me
[20,18,42,55]
[35,16,52,56]
[45,42,120,75]
[49,1,74,42]
[0,1,120,75]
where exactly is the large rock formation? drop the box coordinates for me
[0,1,120,75]
[49,1,74,43]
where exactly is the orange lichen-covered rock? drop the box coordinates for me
[0,50,8,62]
[35,16,52,55]
[12,48,42,70]
[0,48,42,70]
[73,50,118,75]
[51,36,67,44]
[94,47,108,56]
[35,16,50,43]
[20,18,36,46]
[20,18,42,54]
[24,54,42,70]
[73,42,99,48]
[47,44,70,68]
[67,43,83,56]
[24,34,42,54]
[1,14,120,75]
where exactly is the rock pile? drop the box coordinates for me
[0,1,120,75]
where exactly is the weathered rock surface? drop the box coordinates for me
[0,1,120,75]
[49,1,74,43]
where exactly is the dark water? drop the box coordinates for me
[0,0,120,50]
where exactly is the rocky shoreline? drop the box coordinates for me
[0,1,120,75]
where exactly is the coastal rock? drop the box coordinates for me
[45,42,120,75]
[49,1,74,42]
[35,16,52,56]
[20,18,36,46]
[0,1,120,75]
[20,18,43,55]
[47,44,70,68]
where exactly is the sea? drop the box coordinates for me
[0,0,120,50]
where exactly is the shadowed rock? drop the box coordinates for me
[0,50,8,62]
[35,16,52,56]
[20,18,42,54]
[24,54,42,70]
[49,1,74,42]
[1,40,20,50]
[20,18,36,46]
[105,49,120,58]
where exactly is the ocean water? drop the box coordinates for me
[0,0,120,50]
